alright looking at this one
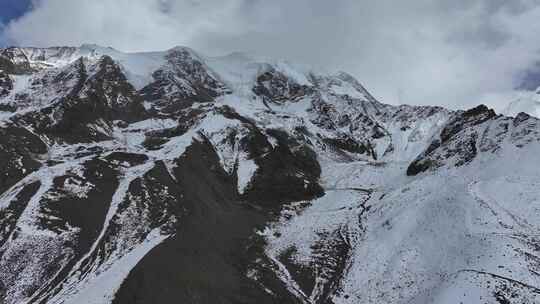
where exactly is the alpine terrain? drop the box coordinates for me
[503,88,540,119]
[0,44,540,304]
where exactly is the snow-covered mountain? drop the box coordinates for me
[1,44,540,304]
[503,89,540,118]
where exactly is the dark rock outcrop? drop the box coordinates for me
[0,72,12,97]
[408,105,502,175]
[0,125,47,194]
[113,138,307,304]
[0,48,34,75]
[141,47,229,114]
[253,67,313,104]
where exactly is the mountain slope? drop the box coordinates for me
[0,44,540,304]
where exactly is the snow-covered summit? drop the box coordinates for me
[502,88,540,118]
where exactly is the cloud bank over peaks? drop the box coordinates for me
[3,0,540,112]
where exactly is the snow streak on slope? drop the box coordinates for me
[0,163,78,304]
[262,189,370,303]
[48,229,167,304]
[38,162,155,301]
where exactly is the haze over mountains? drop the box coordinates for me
[0,44,540,304]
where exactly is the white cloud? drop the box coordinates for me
[3,0,540,111]
[3,0,255,51]
[0,21,6,46]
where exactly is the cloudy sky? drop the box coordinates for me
[1,0,540,111]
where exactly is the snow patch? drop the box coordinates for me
[236,158,257,194]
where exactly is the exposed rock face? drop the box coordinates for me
[0,72,12,98]
[0,281,5,304]
[1,45,540,304]
[253,67,314,105]
[0,125,47,194]
[141,47,229,114]
[0,48,34,75]
[407,104,540,175]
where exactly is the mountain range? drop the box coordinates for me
[1,44,540,304]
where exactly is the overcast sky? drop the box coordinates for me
[2,0,540,111]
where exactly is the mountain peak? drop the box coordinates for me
[503,91,540,118]
[166,45,199,57]
[79,43,118,53]
[80,43,113,49]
